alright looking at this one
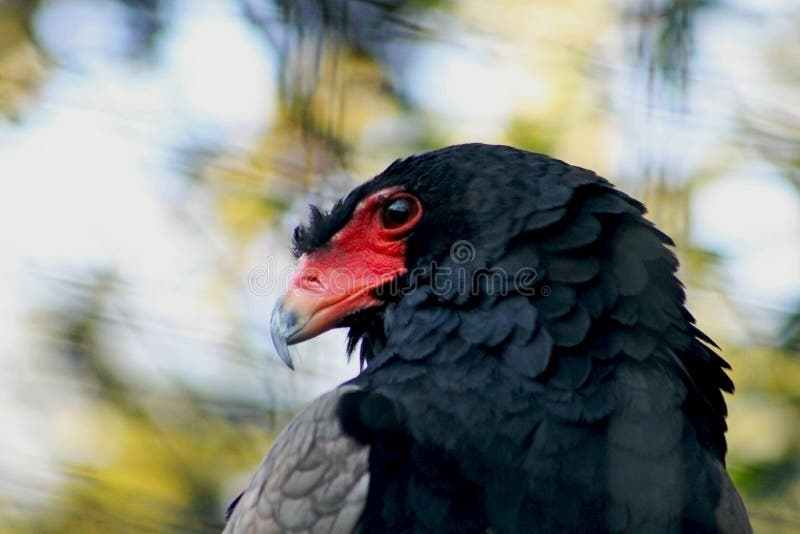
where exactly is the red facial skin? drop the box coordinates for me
[280,187,423,343]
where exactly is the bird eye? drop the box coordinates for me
[380,195,420,231]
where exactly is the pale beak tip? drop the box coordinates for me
[270,298,296,370]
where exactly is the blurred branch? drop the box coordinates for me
[625,0,717,96]
[239,0,446,165]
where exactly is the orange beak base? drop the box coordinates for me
[270,244,407,369]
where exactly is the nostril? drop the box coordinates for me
[298,271,324,292]
[303,274,321,287]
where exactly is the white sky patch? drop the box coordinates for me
[404,41,548,139]
[691,170,800,308]
[0,104,176,270]
[33,0,135,66]
[161,0,277,143]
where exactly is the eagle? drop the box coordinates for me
[224,144,751,533]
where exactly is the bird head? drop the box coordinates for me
[270,143,555,367]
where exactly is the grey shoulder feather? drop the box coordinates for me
[224,386,369,534]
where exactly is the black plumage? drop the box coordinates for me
[227,143,749,533]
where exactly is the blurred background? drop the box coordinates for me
[0,0,798,531]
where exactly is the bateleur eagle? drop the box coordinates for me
[224,144,751,533]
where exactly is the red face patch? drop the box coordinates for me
[278,187,423,343]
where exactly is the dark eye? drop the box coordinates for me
[381,196,420,230]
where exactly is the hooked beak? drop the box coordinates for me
[269,297,301,370]
[269,255,405,369]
